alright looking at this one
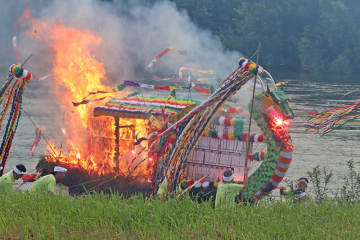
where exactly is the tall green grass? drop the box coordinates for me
[0,192,359,239]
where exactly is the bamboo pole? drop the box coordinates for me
[240,42,261,203]
[127,146,147,177]
[114,117,120,172]
[175,174,209,199]
[20,54,33,68]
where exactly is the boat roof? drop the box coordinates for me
[93,96,200,119]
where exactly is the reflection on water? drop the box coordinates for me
[3,77,360,191]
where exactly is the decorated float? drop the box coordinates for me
[1,10,295,203]
[0,57,294,202]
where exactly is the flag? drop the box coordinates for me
[126,91,141,97]
[30,127,43,154]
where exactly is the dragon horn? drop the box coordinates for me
[266,85,270,95]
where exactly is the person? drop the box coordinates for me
[31,166,67,194]
[0,164,26,192]
[17,171,40,192]
[215,169,243,208]
[279,177,309,203]
[156,177,168,198]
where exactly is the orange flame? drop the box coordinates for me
[21,10,151,178]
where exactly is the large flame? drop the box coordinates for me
[21,10,150,178]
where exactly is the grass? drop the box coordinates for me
[0,192,360,239]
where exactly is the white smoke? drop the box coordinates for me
[1,0,243,84]
[0,0,254,171]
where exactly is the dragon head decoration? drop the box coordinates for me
[241,83,294,203]
[259,85,294,124]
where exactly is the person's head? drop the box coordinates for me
[13,164,26,180]
[297,177,309,190]
[53,166,67,182]
[222,169,234,183]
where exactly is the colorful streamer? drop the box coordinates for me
[30,127,43,153]
[94,96,200,118]
[0,64,32,175]
[73,80,211,107]
[305,99,360,135]
[146,46,176,70]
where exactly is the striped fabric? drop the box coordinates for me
[252,148,293,200]
[94,96,199,117]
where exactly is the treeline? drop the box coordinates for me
[103,0,360,77]
[169,0,360,76]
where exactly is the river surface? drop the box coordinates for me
[2,76,360,193]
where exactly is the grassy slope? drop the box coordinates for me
[0,192,359,239]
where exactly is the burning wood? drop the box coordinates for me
[20,10,153,179]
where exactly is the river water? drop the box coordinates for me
[2,76,360,192]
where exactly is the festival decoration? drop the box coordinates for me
[150,57,261,196]
[146,46,177,70]
[93,96,200,119]
[305,99,360,135]
[73,80,211,107]
[248,152,266,162]
[202,116,265,142]
[30,127,44,154]
[0,64,33,175]
[150,57,294,203]
[237,88,294,202]
[221,106,249,114]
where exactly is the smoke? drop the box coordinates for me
[1,0,242,84]
[0,0,254,171]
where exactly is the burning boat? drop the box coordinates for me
[41,92,266,195]
[10,10,293,202]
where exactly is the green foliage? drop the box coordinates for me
[307,165,333,202]
[162,0,360,77]
[1,192,360,239]
[98,0,360,76]
[337,160,360,203]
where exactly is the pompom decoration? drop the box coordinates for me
[180,180,188,190]
[187,180,194,187]
[22,69,32,82]
[202,181,210,188]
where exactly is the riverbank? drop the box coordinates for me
[0,192,359,239]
